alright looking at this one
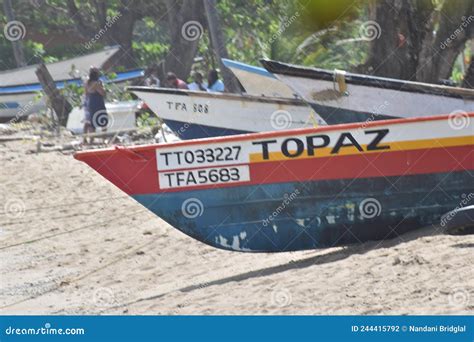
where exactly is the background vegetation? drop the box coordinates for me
[1,0,472,87]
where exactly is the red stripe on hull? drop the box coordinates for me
[79,145,473,195]
[250,145,473,184]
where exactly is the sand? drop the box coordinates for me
[0,136,473,315]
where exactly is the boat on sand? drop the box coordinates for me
[128,87,324,140]
[74,113,473,252]
[260,59,474,124]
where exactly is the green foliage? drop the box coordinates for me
[295,0,362,32]
[0,0,469,85]
[132,41,169,67]
[216,0,290,65]
[450,46,471,85]
[132,17,170,66]
[0,40,46,70]
[137,111,160,128]
[213,0,368,71]
[61,82,84,108]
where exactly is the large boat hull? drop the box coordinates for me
[128,87,324,140]
[133,171,470,251]
[261,60,474,124]
[74,114,474,252]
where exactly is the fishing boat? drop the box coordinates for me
[74,113,473,252]
[127,87,324,140]
[222,58,297,98]
[261,59,474,124]
[0,46,143,121]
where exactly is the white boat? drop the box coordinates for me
[261,59,474,124]
[222,58,297,98]
[66,100,141,134]
[128,87,325,140]
[0,46,144,121]
[0,46,119,87]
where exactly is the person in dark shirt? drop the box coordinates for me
[207,69,225,92]
[83,67,108,144]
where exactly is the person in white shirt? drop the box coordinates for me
[187,72,207,91]
[207,69,225,92]
[144,63,160,87]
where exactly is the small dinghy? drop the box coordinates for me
[74,113,473,252]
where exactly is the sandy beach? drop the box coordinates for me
[1,135,472,315]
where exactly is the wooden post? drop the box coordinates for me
[35,63,73,127]
[203,0,240,93]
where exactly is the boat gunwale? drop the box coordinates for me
[74,112,474,159]
[260,59,474,100]
[0,68,144,95]
[222,58,277,79]
[126,86,305,106]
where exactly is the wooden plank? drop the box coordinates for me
[35,63,73,127]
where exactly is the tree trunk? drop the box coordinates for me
[66,0,137,69]
[3,0,26,67]
[104,9,137,69]
[361,0,473,84]
[416,1,473,83]
[159,0,205,81]
[36,63,72,127]
[203,0,240,92]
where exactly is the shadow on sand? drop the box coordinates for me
[179,225,447,293]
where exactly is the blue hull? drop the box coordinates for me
[163,119,251,140]
[133,171,470,252]
[310,103,395,125]
[163,106,391,140]
[0,69,144,95]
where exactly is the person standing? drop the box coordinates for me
[144,63,161,87]
[83,67,108,144]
